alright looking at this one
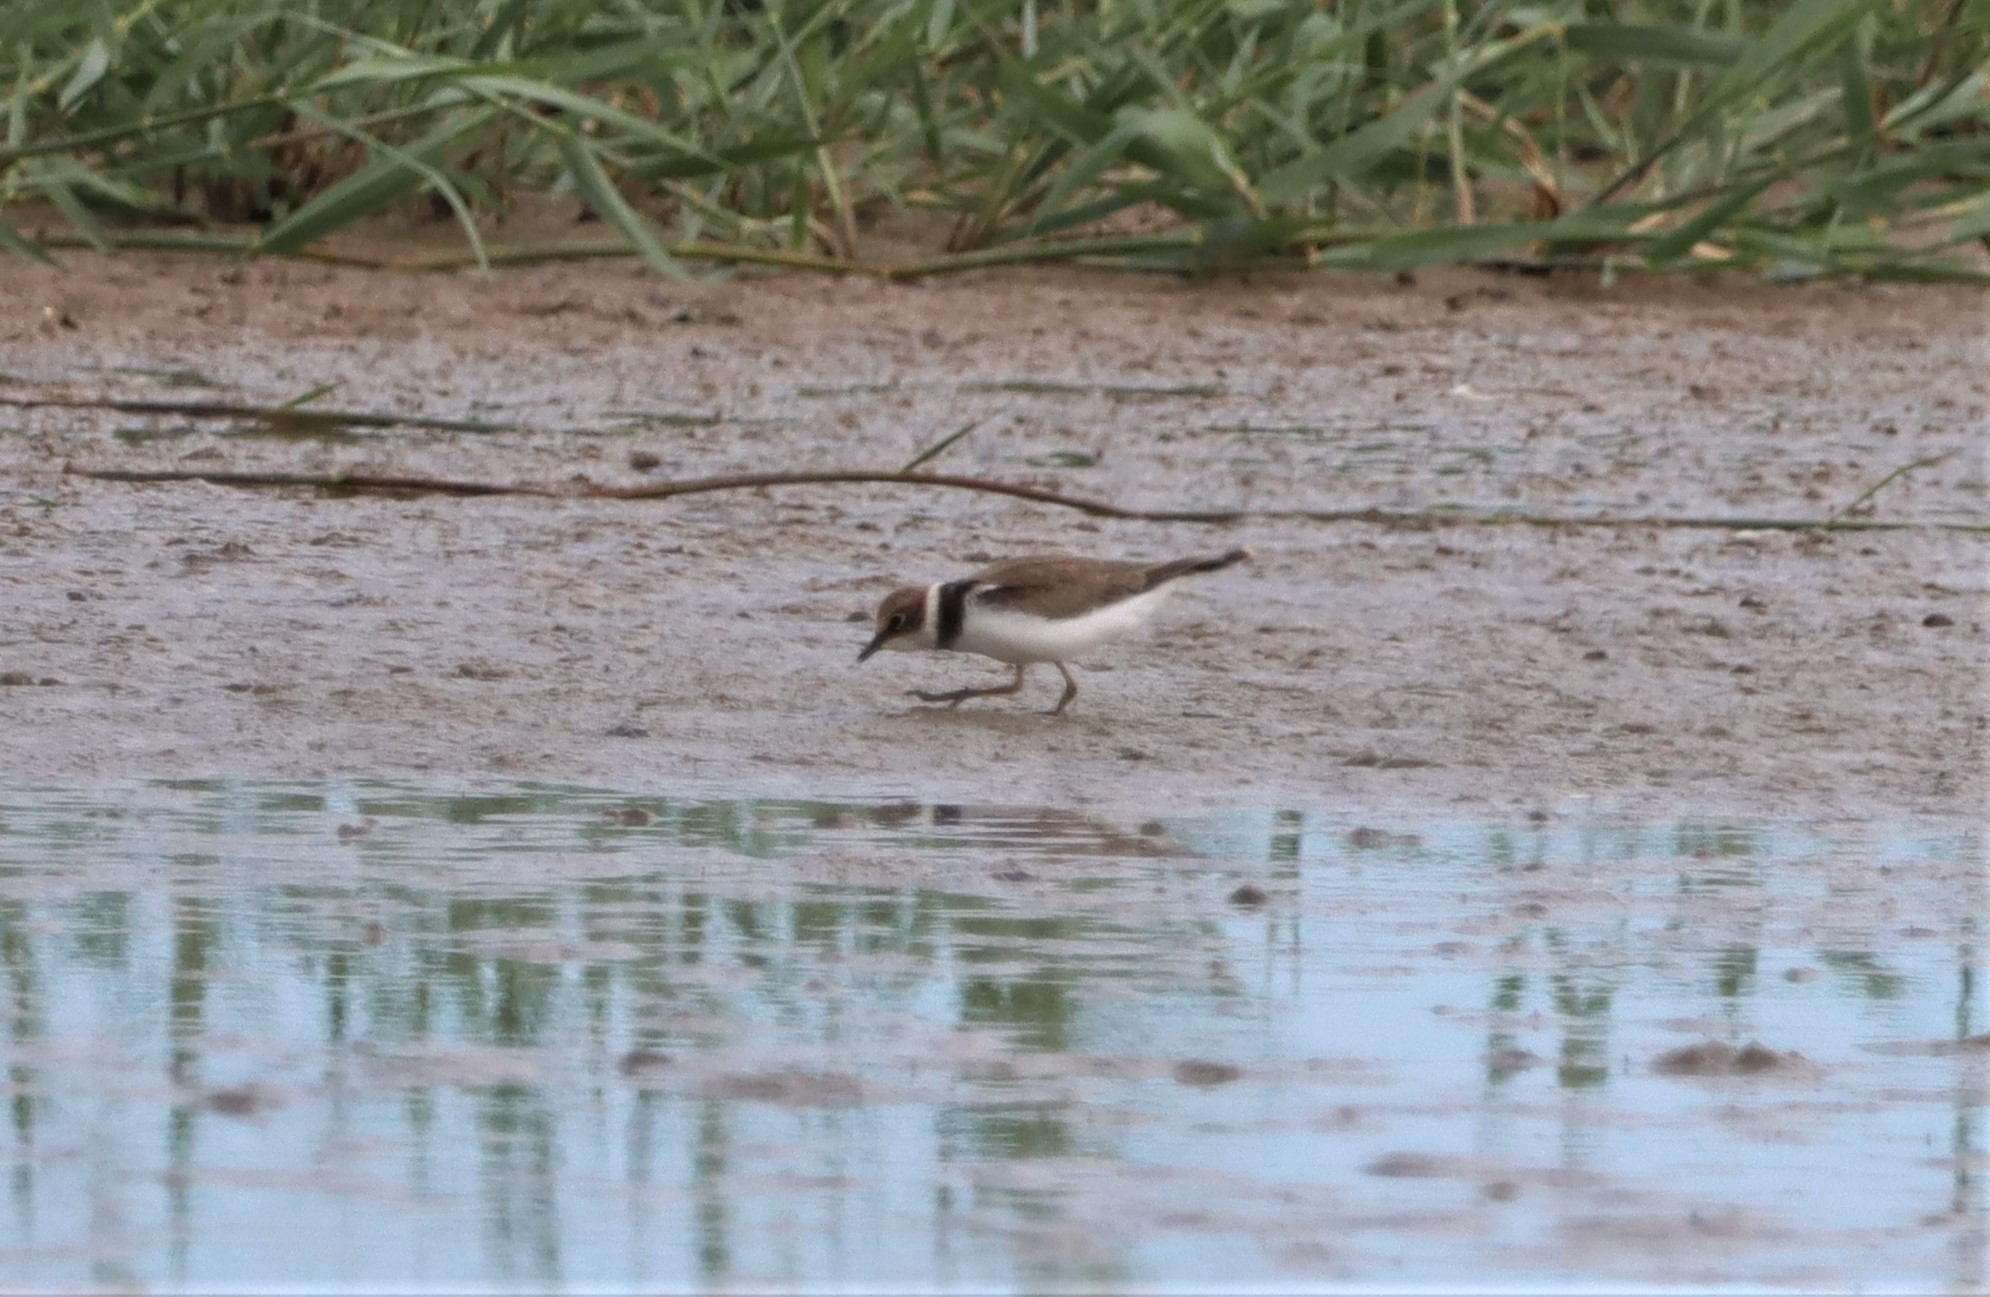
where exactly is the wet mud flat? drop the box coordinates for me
[0,255,1982,816]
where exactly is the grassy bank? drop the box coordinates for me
[2,0,1985,278]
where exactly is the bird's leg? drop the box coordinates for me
[1050,662,1079,716]
[911,663,1027,708]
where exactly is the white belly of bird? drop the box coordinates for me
[953,587,1172,665]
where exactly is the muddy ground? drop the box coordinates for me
[0,254,1982,819]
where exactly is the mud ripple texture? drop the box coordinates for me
[0,257,1982,818]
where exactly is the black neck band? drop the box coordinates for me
[935,580,974,649]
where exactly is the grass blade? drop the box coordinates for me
[1561,24,1745,68]
[257,108,494,257]
[901,412,997,473]
[553,131,688,279]
[1647,177,1778,264]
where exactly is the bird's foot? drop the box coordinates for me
[907,665,1028,711]
[909,687,993,708]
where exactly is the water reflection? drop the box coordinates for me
[0,782,1980,1291]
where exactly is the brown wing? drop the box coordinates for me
[968,555,1150,621]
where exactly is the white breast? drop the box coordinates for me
[953,586,1173,664]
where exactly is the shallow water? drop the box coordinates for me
[0,782,1981,1291]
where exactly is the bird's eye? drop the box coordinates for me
[887,614,905,631]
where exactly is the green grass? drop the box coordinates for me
[2,0,1985,278]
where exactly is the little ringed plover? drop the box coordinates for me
[858,548,1252,715]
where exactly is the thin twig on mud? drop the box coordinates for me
[598,469,1237,519]
[70,465,1231,519]
[26,231,860,275]
[1,395,523,434]
[64,464,1990,533]
[25,230,1990,284]
[75,467,553,496]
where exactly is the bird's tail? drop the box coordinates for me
[1143,547,1253,588]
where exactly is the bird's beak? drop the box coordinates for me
[857,632,889,663]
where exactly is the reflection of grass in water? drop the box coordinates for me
[1713,945,1760,999]
[1674,822,1761,859]
[1677,867,1762,894]
[127,784,1194,864]
[3,790,1967,1087]
[1268,809,1304,865]
[960,965,1082,1056]
[1819,949,1906,1001]
[0,783,1978,1292]
[358,788,822,858]
[70,891,132,969]
[474,1082,564,1279]
[1549,965,1615,1091]
[943,1105,1078,1163]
